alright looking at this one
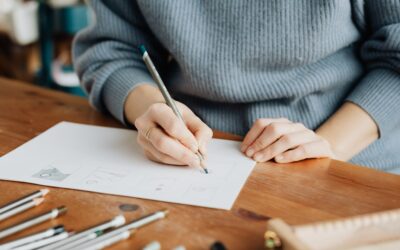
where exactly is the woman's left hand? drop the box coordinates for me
[241,118,335,163]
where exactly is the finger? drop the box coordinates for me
[245,122,305,158]
[274,139,333,163]
[147,104,199,152]
[241,118,290,152]
[253,130,316,162]
[186,116,213,155]
[138,134,185,165]
[147,126,201,167]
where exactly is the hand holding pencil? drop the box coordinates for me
[124,46,213,172]
[134,100,212,171]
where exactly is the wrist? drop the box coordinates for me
[124,84,165,125]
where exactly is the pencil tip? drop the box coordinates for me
[204,168,209,174]
[162,209,170,216]
[34,198,44,205]
[41,189,50,196]
[57,206,68,215]
[138,45,146,55]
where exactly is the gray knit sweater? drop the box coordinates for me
[73,0,400,172]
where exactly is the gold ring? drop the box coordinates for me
[144,127,155,140]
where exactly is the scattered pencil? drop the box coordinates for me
[0,225,64,249]
[40,215,125,250]
[0,206,67,240]
[0,198,44,221]
[12,231,71,250]
[81,230,134,250]
[0,189,49,214]
[54,230,103,250]
[78,210,168,249]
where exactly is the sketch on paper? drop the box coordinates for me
[83,166,129,185]
[0,122,256,209]
[32,167,70,181]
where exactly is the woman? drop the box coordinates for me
[73,0,400,173]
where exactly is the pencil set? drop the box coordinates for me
[0,190,168,250]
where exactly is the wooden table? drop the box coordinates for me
[0,77,399,250]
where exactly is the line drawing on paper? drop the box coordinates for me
[83,166,130,185]
[32,167,70,181]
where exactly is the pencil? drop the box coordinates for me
[40,215,125,250]
[0,189,49,214]
[0,198,44,221]
[81,230,133,250]
[12,232,71,250]
[138,45,208,174]
[0,206,67,240]
[77,210,168,249]
[0,225,64,249]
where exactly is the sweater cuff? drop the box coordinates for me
[102,67,156,125]
[346,68,400,138]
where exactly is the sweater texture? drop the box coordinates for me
[73,0,400,172]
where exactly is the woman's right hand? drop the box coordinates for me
[125,84,213,168]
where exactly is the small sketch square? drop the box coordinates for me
[32,168,70,181]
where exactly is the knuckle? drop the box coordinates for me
[148,103,166,115]
[254,119,267,129]
[167,120,181,135]
[254,139,266,149]
[205,127,213,138]
[269,145,279,156]
[268,123,280,136]
[294,123,306,129]
[148,104,159,114]
[154,137,168,150]
[134,117,145,129]
[158,154,169,163]
[297,145,308,155]
[305,130,315,137]
[281,134,293,145]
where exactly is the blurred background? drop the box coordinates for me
[0,0,90,96]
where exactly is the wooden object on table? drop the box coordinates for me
[0,77,399,250]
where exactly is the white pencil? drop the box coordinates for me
[0,206,67,240]
[0,225,64,249]
[12,232,71,250]
[39,215,125,250]
[0,198,44,221]
[81,230,132,250]
[0,189,49,214]
[54,231,101,250]
[78,210,168,250]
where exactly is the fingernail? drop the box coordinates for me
[275,155,284,162]
[254,154,262,162]
[240,144,247,152]
[246,148,254,157]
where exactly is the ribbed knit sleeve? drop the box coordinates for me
[72,0,167,124]
[346,0,400,137]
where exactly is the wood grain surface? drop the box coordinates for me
[0,77,399,250]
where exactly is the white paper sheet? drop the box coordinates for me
[0,122,255,209]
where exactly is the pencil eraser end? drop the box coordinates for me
[113,215,126,227]
[138,45,146,55]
